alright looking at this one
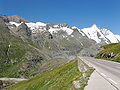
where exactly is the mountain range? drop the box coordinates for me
[2,15,119,44]
[0,15,120,79]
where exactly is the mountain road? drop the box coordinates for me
[79,57,120,90]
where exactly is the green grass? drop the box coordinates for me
[96,43,120,62]
[100,43,118,49]
[6,60,93,90]
[0,24,67,78]
[0,25,54,78]
[0,25,29,78]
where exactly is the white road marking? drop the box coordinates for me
[108,78,117,85]
[101,73,106,77]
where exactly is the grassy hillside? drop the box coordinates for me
[0,25,66,78]
[6,60,93,90]
[96,43,120,62]
[0,25,29,78]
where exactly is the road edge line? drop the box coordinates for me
[79,57,119,90]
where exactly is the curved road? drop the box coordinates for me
[80,57,120,90]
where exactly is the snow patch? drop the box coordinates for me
[36,22,46,26]
[80,42,83,46]
[101,29,119,43]
[71,26,78,29]
[26,22,46,29]
[9,21,21,27]
[62,27,73,35]
[48,27,73,35]
[71,35,74,37]
[115,35,120,42]
[25,22,46,33]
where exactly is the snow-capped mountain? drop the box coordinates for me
[8,21,120,44]
[81,24,120,44]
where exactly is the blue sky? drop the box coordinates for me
[1,0,120,34]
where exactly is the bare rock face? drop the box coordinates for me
[102,52,116,58]
[0,15,30,23]
[0,18,7,27]
[17,23,32,37]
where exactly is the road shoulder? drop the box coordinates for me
[85,70,116,90]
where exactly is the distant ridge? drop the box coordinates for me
[0,15,30,23]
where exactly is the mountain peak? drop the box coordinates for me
[91,24,98,28]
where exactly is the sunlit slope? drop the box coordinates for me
[6,60,93,90]
[96,43,120,62]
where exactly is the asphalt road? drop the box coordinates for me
[81,57,120,90]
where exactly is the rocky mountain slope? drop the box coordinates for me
[0,15,120,79]
[7,17,120,45]
[0,17,66,79]
[0,15,30,23]
[6,16,120,56]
